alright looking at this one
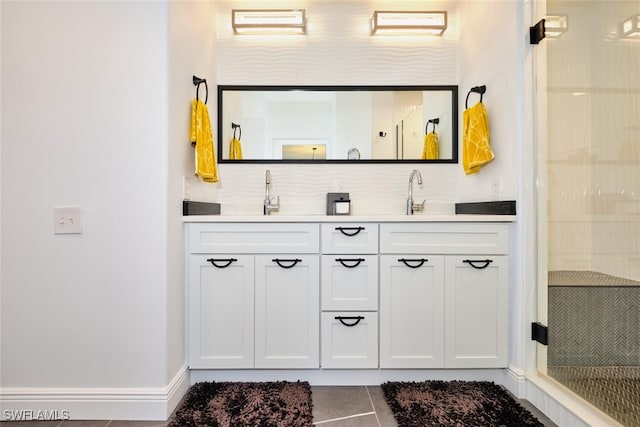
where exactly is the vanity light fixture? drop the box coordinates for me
[232,9,306,35]
[620,14,640,39]
[370,11,447,36]
[545,15,568,38]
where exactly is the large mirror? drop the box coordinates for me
[218,85,458,163]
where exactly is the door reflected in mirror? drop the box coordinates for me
[218,85,458,163]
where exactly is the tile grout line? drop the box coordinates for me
[365,385,383,427]
[313,411,377,425]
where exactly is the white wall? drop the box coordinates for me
[0,0,170,399]
[167,0,217,392]
[188,0,520,215]
[457,0,527,375]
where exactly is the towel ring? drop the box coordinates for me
[465,85,486,109]
[193,75,208,104]
[425,118,439,134]
[232,123,242,140]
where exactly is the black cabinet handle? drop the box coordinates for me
[335,226,364,236]
[272,258,302,269]
[206,258,237,268]
[335,316,364,327]
[335,258,365,268]
[463,259,493,269]
[398,258,428,268]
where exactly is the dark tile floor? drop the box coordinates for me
[0,385,556,427]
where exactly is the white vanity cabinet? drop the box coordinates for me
[320,224,379,368]
[255,255,319,369]
[187,223,320,369]
[444,255,508,368]
[186,218,512,373]
[379,222,509,369]
[188,254,254,369]
[379,255,445,368]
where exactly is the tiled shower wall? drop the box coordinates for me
[546,1,640,281]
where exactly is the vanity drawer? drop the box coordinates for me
[189,223,319,254]
[321,255,378,311]
[321,223,379,254]
[321,312,378,369]
[379,223,509,254]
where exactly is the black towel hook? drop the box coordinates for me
[425,117,440,134]
[193,75,208,104]
[465,85,486,109]
[232,122,242,140]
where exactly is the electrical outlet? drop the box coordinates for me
[491,179,500,201]
[183,176,191,200]
[53,206,82,234]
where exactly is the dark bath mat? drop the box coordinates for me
[169,381,313,427]
[382,380,544,427]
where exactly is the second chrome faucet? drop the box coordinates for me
[407,169,425,215]
[264,169,280,215]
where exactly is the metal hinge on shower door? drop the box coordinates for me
[531,322,549,345]
[530,19,546,44]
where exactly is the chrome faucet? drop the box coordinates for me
[263,169,280,215]
[407,169,426,215]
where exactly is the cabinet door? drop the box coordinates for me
[255,255,320,368]
[380,255,445,368]
[321,255,378,311]
[321,312,378,369]
[188,255,254,369]
[444,256,508,368]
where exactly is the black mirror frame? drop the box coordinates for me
[217,85,459,164]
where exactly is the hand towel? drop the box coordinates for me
[422,131,439,160]
[190,99,219,182]
[229,137,243,160]
[463,101,494,175]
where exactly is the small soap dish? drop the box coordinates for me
[327,192,350,215]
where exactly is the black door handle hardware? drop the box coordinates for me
[398,258,428,268]
[206,258,237,268]
[335,316,364,327]
[272,258,302,269]
[462,259,493,269]
[335,226,365,236]
[335,258,365,268]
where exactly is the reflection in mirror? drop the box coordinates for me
[218,85,458,163]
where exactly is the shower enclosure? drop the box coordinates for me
[540,1,640,425]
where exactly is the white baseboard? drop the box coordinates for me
[0,365,189,421]
[503,366,527,398]
[189,368,508,386]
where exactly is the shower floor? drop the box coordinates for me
[547,366,640,427]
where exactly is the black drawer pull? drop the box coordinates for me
[335,226,364,237]
[206,258,237,268]
[335,258,365,268]
[272,258,302,269]
[335,316,364,327]
[463,259,493,269]
[398,258,428,268]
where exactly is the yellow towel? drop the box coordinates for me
[229,137,243,160]
[190,99,218,182]
[463,101,494,175]
[422,131,439,160]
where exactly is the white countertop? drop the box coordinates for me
[183,214,516,223]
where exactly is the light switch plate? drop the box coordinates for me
[53,206,82,234]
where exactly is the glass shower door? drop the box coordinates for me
[542,1,640,425]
